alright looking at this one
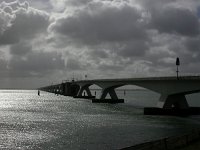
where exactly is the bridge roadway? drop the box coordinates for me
[39,76,200,115]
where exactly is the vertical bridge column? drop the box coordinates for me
[144,93,191,115]
[92,86,124,103]
[74,84,95,99]
[157,93,189,109]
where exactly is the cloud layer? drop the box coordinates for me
[0,0,200,88]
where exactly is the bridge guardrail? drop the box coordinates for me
[121,129,200,150]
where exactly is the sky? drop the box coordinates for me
[0,0,200,89]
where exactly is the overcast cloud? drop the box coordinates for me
[0,0,200,89]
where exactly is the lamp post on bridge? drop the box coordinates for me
[176,57,180,80]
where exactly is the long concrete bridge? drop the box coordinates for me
[39,76,200,115]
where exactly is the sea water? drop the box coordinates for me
[0,90,200,150]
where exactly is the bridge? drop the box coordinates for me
[39,76,200,115]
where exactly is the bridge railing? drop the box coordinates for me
[121,129,200,150]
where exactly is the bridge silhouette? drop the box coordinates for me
[39,76,200,115]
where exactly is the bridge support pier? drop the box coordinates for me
[157,94,189,109]
[144,93,200,115]
[92,87,124,103]
[74,85,95,99]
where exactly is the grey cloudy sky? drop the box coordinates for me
[0,0,200,89]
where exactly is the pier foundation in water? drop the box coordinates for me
[144,107,200,116]
[92,99,124,103]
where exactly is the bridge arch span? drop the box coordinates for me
[75,77,200,109]
[39,76,200,114]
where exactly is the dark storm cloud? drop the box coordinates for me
[150,7,200,36]
[98,63,124,71]
[132,0,200,75]
[9,51,65,77]
[66,58,83,70]
[10,42,32,55]
[48,0,200,75]
[117,40,148,57]
[184,38,200,52]
[1,0,200,88]
[50,3,147,44]
[0,57,8,70]
[0,1,50,45]
[0,49,66,80]
[49,1,151,63]
[90,49,109,59]
[60,0,92,7]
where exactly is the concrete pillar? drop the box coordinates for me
[61,83,65,95]
[157,93,189,109]
[63,82,71,96]
[100,87,118,100]
[92,87,124,103]
[77,86,92,97]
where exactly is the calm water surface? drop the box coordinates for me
[0,90,200,150]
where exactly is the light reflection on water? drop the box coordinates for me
[0,90,200,149]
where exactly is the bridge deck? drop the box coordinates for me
[75,76,200,83]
